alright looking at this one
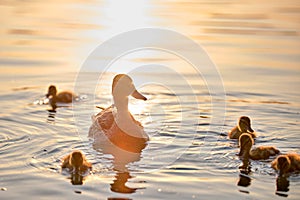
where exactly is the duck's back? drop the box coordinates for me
[228,126,241,139]
[57,91,75,103]
[250,146,279,160]
[288,153,300,171]
[97,109,114,131]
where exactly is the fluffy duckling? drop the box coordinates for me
[46,85,76,104]
[271,153,300,176]
[61,150,92,173]
[239,133,279,160]
[229,116,256,139]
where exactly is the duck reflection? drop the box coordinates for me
[111,171,137,194]
[92,139,147,194]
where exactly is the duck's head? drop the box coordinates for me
[112,74,147,101]
[238,116,254,133]
[238,133,254,157]
[46,85,57,98]
[276,155,291,176]
[70,151,84,170]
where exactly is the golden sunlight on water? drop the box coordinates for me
[0,0,300,199]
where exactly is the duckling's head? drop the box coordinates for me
[276,155,291,176]
[238,133,254,157]
[70,151,84,169]
[112,74,147,101]
[46,85,57,98]
[238,116,254,133]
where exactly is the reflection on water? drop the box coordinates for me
[276,176,290,197]
[237,156,252,193]
[237,151,293,198]
[238,172,251,189]
[110,171,139,194]
[47,109,56,123]
[93,138,147,194]
[69,172,84,185]
[1,0,300,199]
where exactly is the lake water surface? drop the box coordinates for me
[1,0,300,199]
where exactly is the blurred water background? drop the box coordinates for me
[0,0,299,199]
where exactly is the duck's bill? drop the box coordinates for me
[45,93,50,98]
[132,90,147,101]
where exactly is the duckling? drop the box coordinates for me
[46,85,76,104]
[239,133,279,160]
[271,153,300,176]
[61,150,92,173]
[229,116,256,139]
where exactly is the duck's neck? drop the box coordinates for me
[113,95,148,140]
[49,96,57,110]
[114,96,129,113]
[239,144,251,159]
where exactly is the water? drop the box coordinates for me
[1,0,300,199]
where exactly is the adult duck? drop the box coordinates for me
[89,74,148,153]
[229,116,256,139]
[272,153,300,176]
[238,133,279,160]
[46,85,77,109]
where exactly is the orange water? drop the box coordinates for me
[1,0,300,199]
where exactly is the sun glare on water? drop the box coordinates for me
[101,0,153,37]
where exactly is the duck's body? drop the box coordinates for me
[55,91,75,103]
[272,153,300,175]
[46,85,76,103]
[239,133,279,160]
[229,116,256,139]
[61,150,92,174]
[89,74,148,153]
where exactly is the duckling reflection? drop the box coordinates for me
[70,172,84,185]
[275,176,289,197]
[229,116,256,139]
[61,150,92,185]
[237,155,252,191]
[47,109,56,123]
[238,169,252,191]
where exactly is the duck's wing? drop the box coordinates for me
[93,106,115,131]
